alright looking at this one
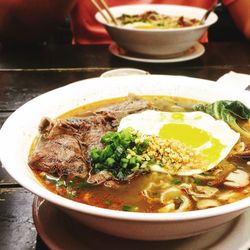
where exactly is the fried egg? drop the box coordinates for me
[118,110,240,176]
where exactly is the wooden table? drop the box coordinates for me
[0,41,250,249]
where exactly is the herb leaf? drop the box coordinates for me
[194,100,250,138]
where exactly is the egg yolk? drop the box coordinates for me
[159,123,226,164]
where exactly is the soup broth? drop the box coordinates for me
[30,95,250,213]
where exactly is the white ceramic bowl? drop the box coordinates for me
[0,75,250,240]
[95,4,218,57]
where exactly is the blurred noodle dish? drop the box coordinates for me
[116,11,201,29]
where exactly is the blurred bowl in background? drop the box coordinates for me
[96,4,218,57]
[100,68,149,77]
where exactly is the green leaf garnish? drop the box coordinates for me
[194,100,250,138]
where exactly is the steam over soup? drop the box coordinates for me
[116,11,201,29]
[29,95,250,213]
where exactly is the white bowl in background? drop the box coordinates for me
[100,68,149,77]
[0,75,249,240]
[95,4,218,57]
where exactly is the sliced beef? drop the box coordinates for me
[104,180,120,189]
[88,171,120,189]
[87,170,113,185]
[29,95,151,186]
[28,112,117,178]
[98,94,151,122]
[29,134,86,177]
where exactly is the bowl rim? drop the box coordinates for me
[0,74,249,222]
[95,4,218,32]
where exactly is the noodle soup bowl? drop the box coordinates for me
[96,4,218,57]
[0,75,250,240]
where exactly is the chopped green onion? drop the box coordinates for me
[78,181,92,189]
[171,179,182,185]
[104,199,112,206]
[122,204,139,212]
[67,189,77,199]
[194,178,201,185]
[105,157,116,167]
[56,180,66,187]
